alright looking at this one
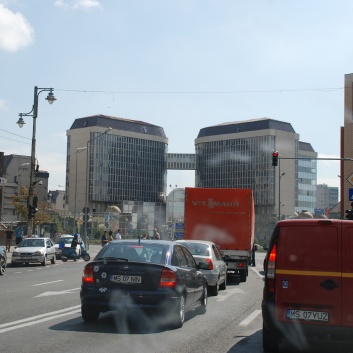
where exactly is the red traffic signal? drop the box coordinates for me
[272,151,279,167]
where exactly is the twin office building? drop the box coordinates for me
[66,115,318,240]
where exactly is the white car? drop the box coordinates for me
[55,235,82,259]
[12,237,56,266]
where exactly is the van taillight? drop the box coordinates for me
[82,265,94,284]
[266,244,277,293]
[159,269,176,288]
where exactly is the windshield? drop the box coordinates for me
[96,243,168,264]
[181,242,210,256]
[56,237,73,245]
[20,239,45,247]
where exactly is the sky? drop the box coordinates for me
[0,0,351,196]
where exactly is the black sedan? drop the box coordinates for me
[0,246,7,275]
[80,239,208,328]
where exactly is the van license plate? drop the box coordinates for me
[286,309,329,322]
[110,275,141,284]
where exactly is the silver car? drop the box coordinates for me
[12,237,56,266]
[177,240,227,296]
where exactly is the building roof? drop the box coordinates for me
[69,114,167,138]
[197,118,296,138]
[299,141,315,152]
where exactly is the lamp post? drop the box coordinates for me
[73,147,87,233]
[83,127,112,247]
[278,171,286,221]
[17,86,56,235]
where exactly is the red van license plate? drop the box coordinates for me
[286,309,329,322]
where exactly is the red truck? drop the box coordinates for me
[183,187,255,282]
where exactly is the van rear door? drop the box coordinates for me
[275,220,342,327]
[341,222,353,327]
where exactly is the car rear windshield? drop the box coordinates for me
[56,237,72,245]
[182,242,210,256]
[96,243,168,264]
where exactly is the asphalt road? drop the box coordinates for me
[0,248,266,353]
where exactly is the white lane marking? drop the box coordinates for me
[0,305,81,332]
[239,310,262,326]
[32,280,64,286]
[216,287,244,302]
[250,266,264,279]
[35,287,81,298]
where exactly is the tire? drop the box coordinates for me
[0,257,6,275]
[41,256,47,266]
[81,305,100,322]
[61,256,68,262]
[219,276,227,290]
[83,253,90,261]
[263,323,280,352]
[209,283,219,296]
[240,269,247,282]
[199,285,208,314]
[51,255,56,264]
[173,295,185,328]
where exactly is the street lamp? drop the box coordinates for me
[278,172,286,220]
[83,127,112,247]
[17,86,56,235]
[73,147,87,232]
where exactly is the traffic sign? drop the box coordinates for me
[349,188,353,201]
[347,174,353,186]
[0,177,7,185]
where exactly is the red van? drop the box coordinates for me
[262,219,353,352]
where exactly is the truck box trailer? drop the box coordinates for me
[184,187,255,282]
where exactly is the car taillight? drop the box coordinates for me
[159,269,176,288]
[266,244,277,293]
[205,258,214,270]
[82,265,94,284]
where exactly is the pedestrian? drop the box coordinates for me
[5,225,14,252]
[251,243,257,266]
[14,224,23,246]
[101,230,109,247]
[153,228,160,240]
[141,233,148,239]
[114,229,122,240]
[108,230,114,241]
[53,231,61,242]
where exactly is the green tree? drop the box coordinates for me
[11,186,53,226]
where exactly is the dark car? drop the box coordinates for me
[80,239,208,328]
[0,246,7,275]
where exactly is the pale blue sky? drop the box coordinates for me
[0,0,351,194]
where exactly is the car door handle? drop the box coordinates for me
[320,279,339,291]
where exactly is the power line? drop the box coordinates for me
[0,128,31,140]
[0,135,31,144]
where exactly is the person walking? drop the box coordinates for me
[153,228,160,240]
[114,229,122,240]
[14,224,23,246]
[251,243,257,266]
[101,230,109,247]
[5,226,14,252]
[108,230,114,241]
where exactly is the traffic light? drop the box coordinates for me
[272,151,279,167]
[28,205,38,219]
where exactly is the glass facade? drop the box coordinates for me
[88,132,167,204]
[296,155,317,213]
[195,136,276,206]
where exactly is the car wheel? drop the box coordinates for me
[51,255,56,264]
[199,285,207,314]
[0,257,6,275]
[41,256,47,266]
[81,305,100,322]
[219,276,227,290]
[209,283,219,296]
[173,295,185,328]
[263,323,280,352]
[61,256,68,262]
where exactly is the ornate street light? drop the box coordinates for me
[17,86,56,235]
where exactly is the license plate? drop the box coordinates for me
[286,309,329,322]
[110,275,142,284]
